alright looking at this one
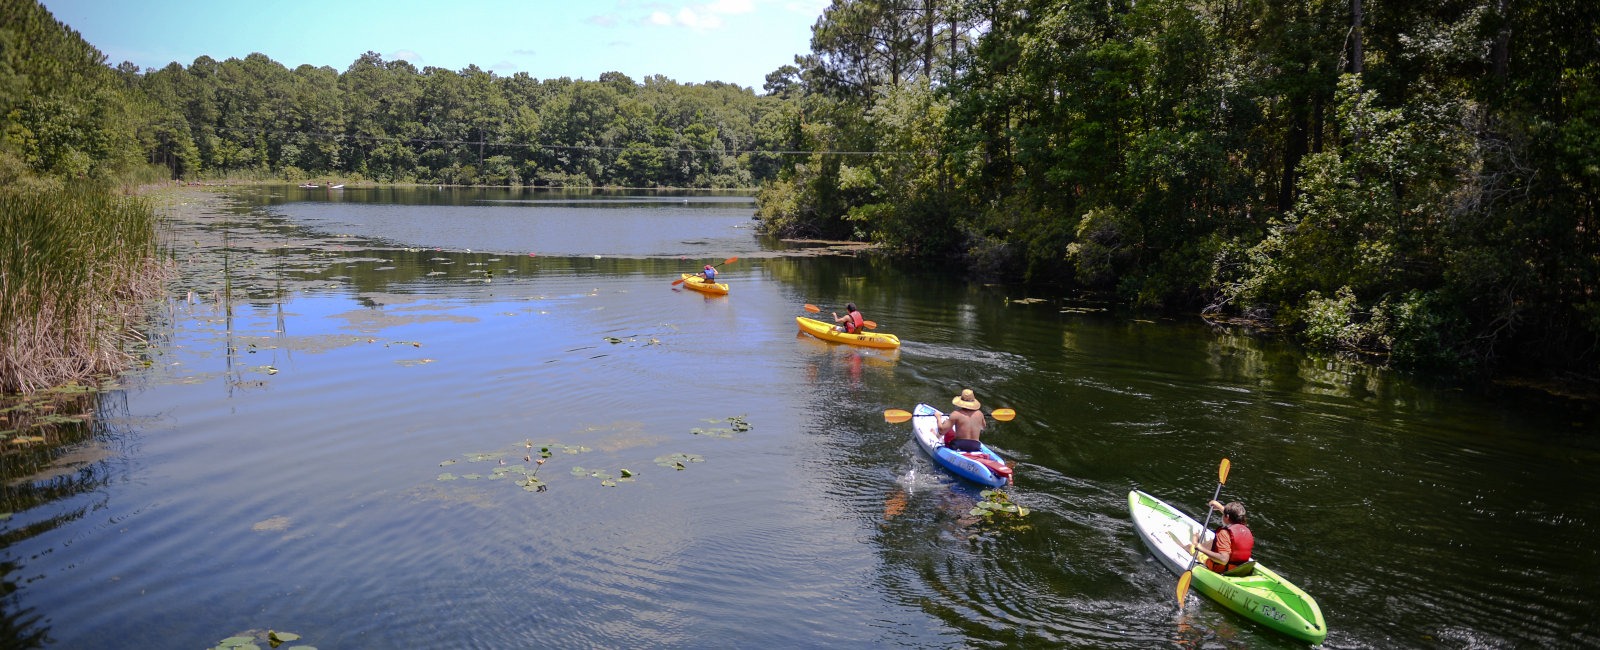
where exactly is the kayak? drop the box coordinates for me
[1128,490,1327,644]
[680,273,729,295]
[795,316,901,349]
[911,404,1011,487]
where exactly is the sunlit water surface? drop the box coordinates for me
[5,187,1599,649]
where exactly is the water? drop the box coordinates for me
[4,186,1598,649]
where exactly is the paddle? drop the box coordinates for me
[803,304,879,329]
[672,257,739,285]
[1176,458,1231,610]
[884,408,1016,424]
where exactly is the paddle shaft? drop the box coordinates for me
[1177,481,1225,607]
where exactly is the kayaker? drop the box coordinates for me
[937,389,986,452]
[699,264,718,284]
[832,303,865,333]
[1188,500,1255,574]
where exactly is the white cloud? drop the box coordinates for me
[491,61,517,71]
[388,50,423,64]
[649,11,673,25]
[587,14,620,26]
[784,0,828,14]
[640,1,745,32]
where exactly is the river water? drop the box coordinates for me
[4,186,1597,649]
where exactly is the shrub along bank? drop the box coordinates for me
[752,0,1600,374]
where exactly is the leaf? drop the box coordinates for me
[439,460,457,466]
[674,462,686,470]
[576,446,592,453]
[619,469,633,477]
[570,467,587,476]
[601,480,616,487]
[1016,506,1031,516]
[652,455,672,463]
[701,418,723,423]
[488,473,508,480]
[980,490,996,498]
[437,473,457,481]
[219,638,255,647]
[462,473,482,480]
[270,632,301,642]
[286,647,317,650]
[604,337,623,343]
[592,471,613,480]
[616,477,635,482]
[563,448,579,454]
[969,508,986,517]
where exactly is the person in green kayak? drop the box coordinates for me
[937,389,987,452]
[1187,500,1255,574]
[832,303,865,334]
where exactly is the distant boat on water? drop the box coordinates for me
[330,184,345,189]
[299,183,318,188]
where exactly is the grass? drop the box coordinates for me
[0,185,168,393]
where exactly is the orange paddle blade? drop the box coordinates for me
[1219,458,1231,485]
[723,257,739,265]
[863,320,878,329]
[990,408,1016,421]
[671,278,686,286]
[804,304,821,312]
[1176,571,1193,609]
[883,409,914,424]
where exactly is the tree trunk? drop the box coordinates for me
[924,0,935,78]
[1351,0,1363,75]
[1493,0,1512,79]
[1279,92,1309,213]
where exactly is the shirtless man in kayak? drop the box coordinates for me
[1187,500,1255,574]
[937,389,986,452]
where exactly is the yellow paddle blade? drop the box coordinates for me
[804,304,821,313]
[884,409,914,424]
[990,408,1016,421]
[1219,458,1231,485]
[1176,570,1193,609]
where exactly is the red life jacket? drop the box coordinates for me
[1207,524,1254,572]
[846,311,864,333]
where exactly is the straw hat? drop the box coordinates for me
[951,389,981,410]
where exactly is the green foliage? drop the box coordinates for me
[127,52,786,187]
[759,0,1600,372]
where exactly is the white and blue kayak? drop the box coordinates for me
[911,404,1012,487]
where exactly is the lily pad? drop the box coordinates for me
[488,473,508,480]
[591,471,613,480]
[437,473,457,481]
[269,631,301,642]
[439,460,458,466]
[619,469,634,477]
[570,467,588,476]
[218,638,254,647]
[603,337,623,344]
[616,477,636,483]
[462,473,483,480]
[601,480,616,487]
[464,452,506,462]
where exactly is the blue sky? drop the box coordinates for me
[42,0,827,90]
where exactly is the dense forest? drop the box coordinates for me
[758,0,1599,371]
[131,55,791,188]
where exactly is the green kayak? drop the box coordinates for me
[1128,490,1328,644]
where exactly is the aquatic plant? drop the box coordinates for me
[0,186,168,393]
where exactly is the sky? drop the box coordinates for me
[42,0,829,90]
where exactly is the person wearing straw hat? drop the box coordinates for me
[937,389,987,452]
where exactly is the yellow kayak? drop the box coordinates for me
[681,273,729,295]
[796,316,900,349]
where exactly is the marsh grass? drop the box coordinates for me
[1,186,169,393]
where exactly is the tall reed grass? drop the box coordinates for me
[0,186,168,393]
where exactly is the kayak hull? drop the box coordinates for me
[681,273,729,295]
[911,404,1009,487]
[795,316,901,349]
[1128,490,1328,644]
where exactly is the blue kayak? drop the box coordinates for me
[911,404,1011,487]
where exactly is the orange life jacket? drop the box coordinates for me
[1206,523,1254,573]
[846,311,864,333]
